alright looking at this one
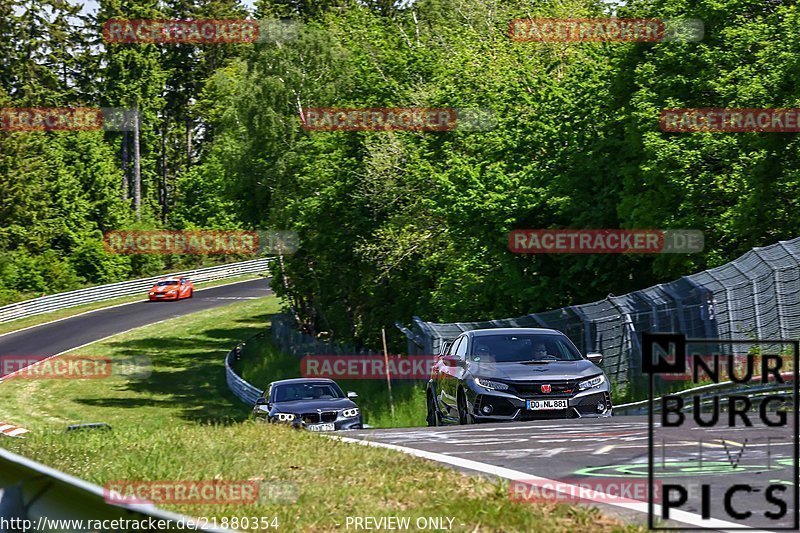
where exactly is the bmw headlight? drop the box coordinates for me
[475,378,509,391]
[578,375,606,391]
[275,413,295,422]
[342,408,360,418]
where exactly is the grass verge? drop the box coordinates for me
[0,295,640,532]
[1,422,636,532]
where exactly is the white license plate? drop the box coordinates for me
[306,423,335,432]
[526,399,568,411]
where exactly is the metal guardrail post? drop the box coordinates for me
[225,340,265,406]
[0,448,230,531]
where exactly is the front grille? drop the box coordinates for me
[301,411,338,424]
[507,380,579,398]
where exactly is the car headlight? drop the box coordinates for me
[475,378,509,391]
[149,292,154,295]
[275,413,295,422]
[342,408,360,418]
[167,290,176,294]
[578,375,606,391]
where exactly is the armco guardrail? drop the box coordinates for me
[225,332,265,405]
[0,447,230,531]
[0,258,274,324]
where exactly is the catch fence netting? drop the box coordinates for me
[399,237,800,399]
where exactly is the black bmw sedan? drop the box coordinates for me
[426,328,612,425]
[253,378,363,431]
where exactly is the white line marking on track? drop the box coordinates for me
[593,444,616,455]
[378,422,649,437]
[451,447,579,457]
[207,297,260,300]
[330,435,765,531]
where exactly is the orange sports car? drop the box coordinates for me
[148,276,194,301]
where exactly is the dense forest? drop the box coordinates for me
[2,0,800,349]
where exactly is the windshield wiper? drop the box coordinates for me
[516,359,558,364]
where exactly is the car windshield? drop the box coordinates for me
[272,382,344,402]
[470,334,583,363]
[156,280,179,286]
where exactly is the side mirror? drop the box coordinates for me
[587,353,603,365]
[255,397,268,405]
[347,391,358,399]
[441,356,463,368]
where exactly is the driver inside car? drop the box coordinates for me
[532,343,549,359]
[473,344,492,361]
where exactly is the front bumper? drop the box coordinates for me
[293,417,363,431]
[149,293,178,300]
[254,411,362,431]
[469,387,612,421]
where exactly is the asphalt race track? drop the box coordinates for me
[347,417,798,530]
[0,278,272,360]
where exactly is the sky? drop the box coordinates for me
[68,0,621,19]
[72,0,258,15]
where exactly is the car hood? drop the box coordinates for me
[151,285,178,293]
[472,359,602,381]
[270,398,357,413]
